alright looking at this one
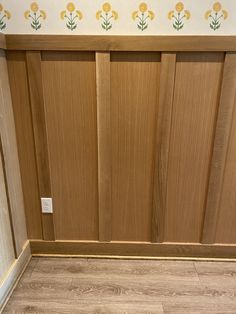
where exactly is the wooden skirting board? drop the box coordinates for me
[30,241,236,260]
[0,35,236,51]
[0,241,31,311]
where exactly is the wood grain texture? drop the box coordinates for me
[110,52,161,242]
[0,34,6,49]
[7,51,43,240]
[202,53,236,244]
[152,53,176,243]
[3,257,236,313]
[215,83,236,244]
[0,139,15,281]
[164,52,224,243]
[0,50,27,256]
[26,51,54,241]
[96,52,112,242]
[30,241,236,259]
[5,35,236,51]
[41,52,98,240]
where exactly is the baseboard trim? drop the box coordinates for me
[0,240,31,311]
[30,240,236,260]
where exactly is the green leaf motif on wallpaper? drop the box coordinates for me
[205,2,228,31]
[24,2,46,31]
[0,4,11,31]
[60,2,83,31]
[132,3,155,31]
[96,2,118,31]
[168,2,191,31]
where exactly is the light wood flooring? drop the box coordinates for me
[3,257,236,313]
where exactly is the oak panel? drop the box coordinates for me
[202,53,236,244]
[110,52,161,242]
[7,51,43,240]
[5,35,236,52]
[41,52,98,240]
[26,51,54,240]
[164,53,224,243]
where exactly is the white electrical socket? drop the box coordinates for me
[41,198,53,213]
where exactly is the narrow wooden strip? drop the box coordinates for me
[152,53,176,243]
[0,34,6,49]
[30,240,236,259]
[96,52,112,242]
[0,135,17,257]
[5,35,236,52]
[201,53,236,244]
[26,51,54,240]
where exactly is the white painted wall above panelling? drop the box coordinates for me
[0,0,235,35]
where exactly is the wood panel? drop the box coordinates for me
[0,33,6,49]
[152,53,176,243]
[26,51,54,241]
[96,52,112,242]
[0,139,15,280]
[164,53,224,243]
[41,52,98,240]
[5,35,236,52]
[202,53,236,244]
[0,50,27,256]
[7,51,42,240]
[30,241,236,259]
[110,52,161,242]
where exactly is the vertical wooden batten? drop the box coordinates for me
[96,52,112,242]
[152,53,176,243]
[26,51,55,240]
[201,52,236,244]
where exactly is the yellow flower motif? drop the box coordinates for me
[213,2,221,12]
[204,10,212,20]
[112,10,118,20]
[0,4,3,11]
[67,2,75,13]
[148,10,155,20]
[4,10,11,19]
[76,10,83,20]
[184,10,190,20]
[175,2,184,13]
[132,11,138,20]
[24,10,30,19]
[222,9,228,20]
[40,10,46,20]
[168,10,174,20]
[102,2,111,13]
[30,2,39,13]
[60,10,66,20]
[139,2,147,13]
[96,10,102,20]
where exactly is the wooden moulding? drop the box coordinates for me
[30,240,236,259]
[0,33,6,49]
[4,35,236,51]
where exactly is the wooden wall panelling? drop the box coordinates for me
[0,50,27,256]
[164,52,224,243]
[212,53,236,244]
[152,53,176,243]
[0,33,6,49]
[26,51,54,240]
[96,52,112,242]
[202,53,236,244]
[7,51,43,240]
[41,52,98,240]
[5,35,236,52]
[0,138,15,280]
[110,52,161,242]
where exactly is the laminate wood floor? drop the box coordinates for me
[2,257,236,313]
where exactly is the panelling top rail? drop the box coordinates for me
[1,35,236,51]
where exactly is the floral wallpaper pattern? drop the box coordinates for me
[0,0,234,34]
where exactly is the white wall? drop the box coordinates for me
[0,0,235,35]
